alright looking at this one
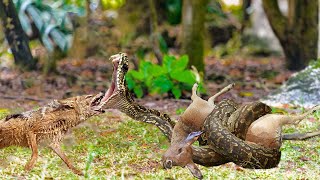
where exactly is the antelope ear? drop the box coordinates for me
[186,162,203,179]
[185,131,203,146]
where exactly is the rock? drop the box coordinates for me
[261,63,320,108]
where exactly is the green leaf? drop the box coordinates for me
[172,55,189,71]
[130,70,144,81]
[198,83,207,94]
[163,55,176,73]
[136,48,146,60]
[139,61,153,78]
[158,35,168,54]
[150,64,166,77]
[172,86,182,99]
[165,0,182,25]
[153,75,173,93]
[0,108,10,119]
[125,75,136,90]
[170,70,196,85]
[19,12,33,36]
[133,85,144,98]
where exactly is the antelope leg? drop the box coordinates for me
[208,83,235,106]
[283,130,320,140]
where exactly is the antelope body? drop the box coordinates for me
[162,83,320,179]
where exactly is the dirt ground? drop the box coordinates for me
[0,55,293,113]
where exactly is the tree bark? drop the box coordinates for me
[0,0,36,70]
[181,0,208,73]
[263,0,318,71]
[318,0,320,58]
[148,0,163,64]
[68,2,89,59]
[241,0,252,32]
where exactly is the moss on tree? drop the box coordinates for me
[181,0,208,74]
[263,0,318,71]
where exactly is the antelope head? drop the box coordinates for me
[162,131,203,179]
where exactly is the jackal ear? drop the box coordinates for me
[185,131,203,146]
[89,92,104,106]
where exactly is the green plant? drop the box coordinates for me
[0,108,10,119]
[309,59,320,69]
[165,0,182,25]
[125,55,205,99]
[101,0,126,10]
[212,33,278,58]
[13,0,84,52]
[175,107,186,115]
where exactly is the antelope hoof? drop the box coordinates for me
[72,169,84,176]
[192,83,199,91]
[24,165,33,172]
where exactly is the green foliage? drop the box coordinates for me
[13,0,83,52]
[212,32,241,58]
[165,0,182,25]
[220,0,243,22]
[158,35,168,54]
[1,108,320,179]
[84,143,98,178]
[175,107,186,115]
[212,33,279,58]
[101,0,126,10]
[260,70,279,80]
[309,59,320,69]
[207,0,226,19]
[126,55,205,99]
[0,109,10,119]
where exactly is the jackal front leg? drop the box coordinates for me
[49,141,83,176]
[25,132,38,172]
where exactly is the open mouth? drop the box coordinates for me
[100,54,121,103]
[90,53,126,112]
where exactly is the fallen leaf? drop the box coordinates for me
[308,117,317,123]
[99,128,117,136]
[299,156,311,161]
[239,91,254,97]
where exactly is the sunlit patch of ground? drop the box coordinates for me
[0,107,319,179]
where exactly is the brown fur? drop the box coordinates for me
[0,94,104,175]
[162,83,234,179]
[246,105,320,149]
[163,82,320,178]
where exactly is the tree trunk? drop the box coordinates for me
[148,0,163,64]
[241,0,251,32]
[263,0,318,71]
[181,0,208,73]
[318,0,320,58]
[0,0,36,70]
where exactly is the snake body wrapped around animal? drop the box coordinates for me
[98,53,320,176]
[98,53,277,164]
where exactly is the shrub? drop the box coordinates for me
[125,55,205,99]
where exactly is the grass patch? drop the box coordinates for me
[0,109,320,179]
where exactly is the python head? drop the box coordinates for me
[94,52,129,110]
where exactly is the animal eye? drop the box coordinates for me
[178,148,183,153]
[122,64,128,72]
